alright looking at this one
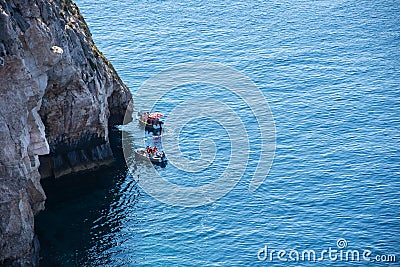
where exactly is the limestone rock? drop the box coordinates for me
[0,0,133,264]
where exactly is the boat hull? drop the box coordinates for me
[138,118,163,135]
[135,149,167,166]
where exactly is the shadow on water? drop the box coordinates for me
[35,127,140,266]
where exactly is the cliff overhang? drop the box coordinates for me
[0,0,132,265]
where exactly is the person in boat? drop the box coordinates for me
[141,112,149,122]
[153,146,158,156]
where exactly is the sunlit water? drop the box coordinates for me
[36,0,400,266]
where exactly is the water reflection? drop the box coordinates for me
[35,127,140,266]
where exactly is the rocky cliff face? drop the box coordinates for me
[0,0,132,265]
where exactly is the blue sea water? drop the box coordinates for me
[36,0,400,266]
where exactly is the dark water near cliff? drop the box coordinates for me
[36,0,400,266]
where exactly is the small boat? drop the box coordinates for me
[138,111,164,125]
[138,112,164,135]
[135,148,167,165]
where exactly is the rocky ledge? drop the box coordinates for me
[0,0,132,265]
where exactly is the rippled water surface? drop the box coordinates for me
[36,0,400,266]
